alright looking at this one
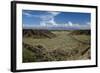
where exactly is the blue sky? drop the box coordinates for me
[22,10,91,30]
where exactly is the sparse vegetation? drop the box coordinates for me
[23,29,91,63]
[69,30,91,35]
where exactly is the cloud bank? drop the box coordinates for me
[23,11,90,30]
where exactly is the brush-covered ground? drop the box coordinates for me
[22,30,91,63]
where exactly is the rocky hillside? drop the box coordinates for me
[23,29,56,39]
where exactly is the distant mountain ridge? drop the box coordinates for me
[23,25,90,30]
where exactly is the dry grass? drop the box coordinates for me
[23,30,91,63]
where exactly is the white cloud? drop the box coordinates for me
[40,15,51,21]
[23,12,32,17]
[65,21,80,27]
[65,21,90,29]
[23,12,42,18]
[87,22,90,25]
[23,11,61,26]
[40,17,57,26]
[48,12,61,16]
[40,21,46,26]
[23,11,90,29]
[68,21,73,26]
[40,11,60,26]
